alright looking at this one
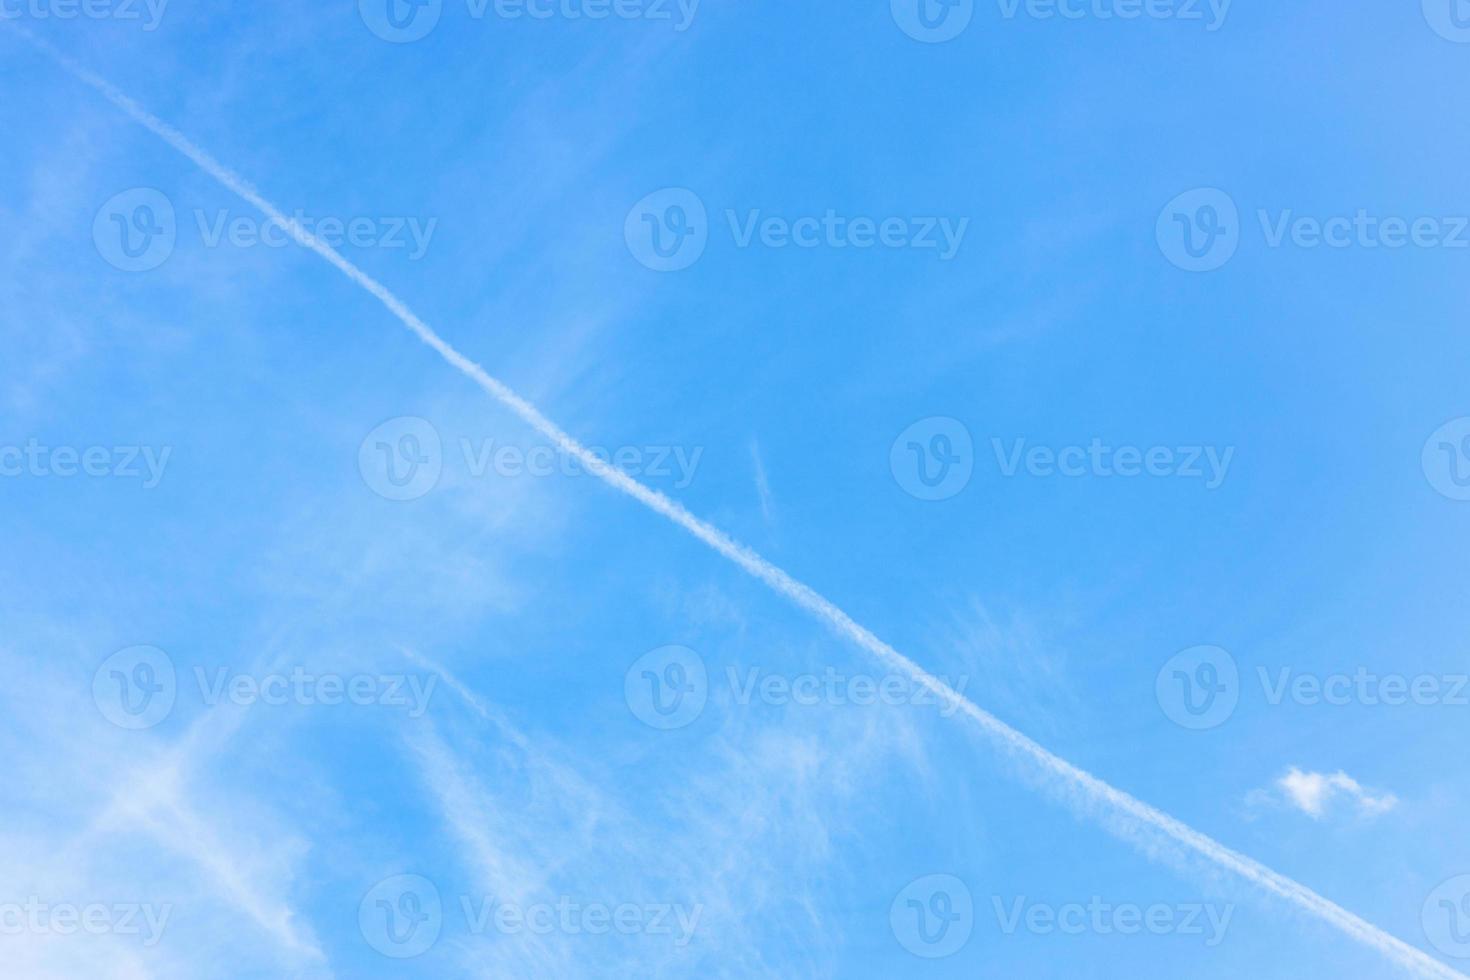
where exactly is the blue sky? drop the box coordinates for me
[3,1,1470,977]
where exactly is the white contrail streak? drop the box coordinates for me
[11,27,1461,979]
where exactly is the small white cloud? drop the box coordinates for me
[749,438,774,525]
[1267,767,1399,820]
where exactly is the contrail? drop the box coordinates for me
[11,26,1461,979]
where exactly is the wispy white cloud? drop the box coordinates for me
[749,438,774,525]
[1252,768,1400,821]
[0,640,327,978]
[405,644,927,980]
[21,34,1465,978]
[936,598,1081,741]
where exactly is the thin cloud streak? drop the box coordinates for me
[10,28,1460,979]
[750,438,774,525]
